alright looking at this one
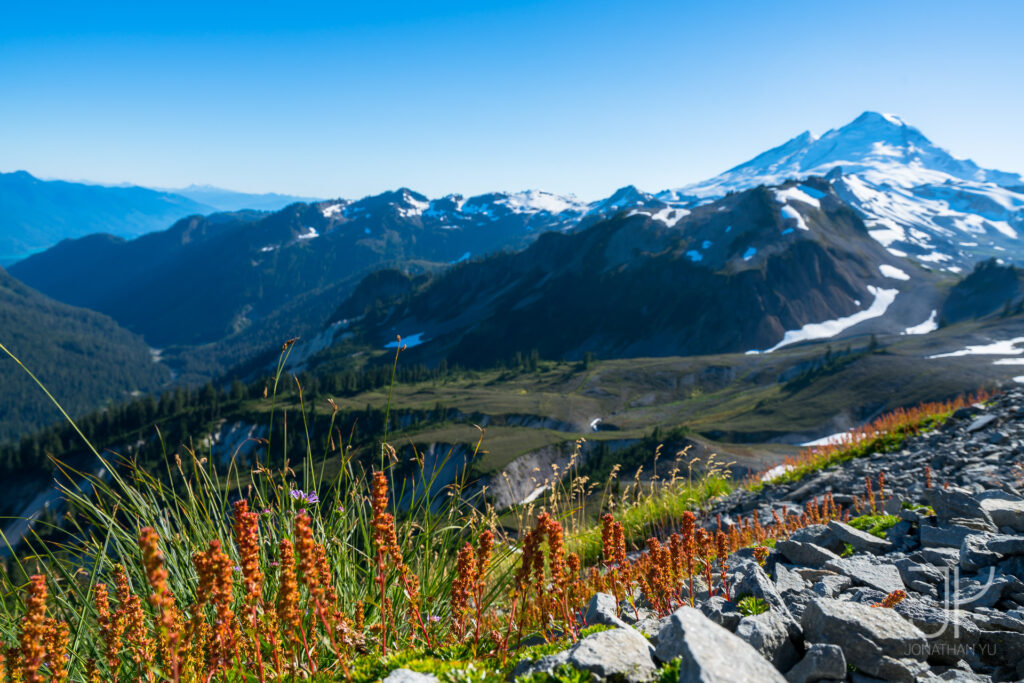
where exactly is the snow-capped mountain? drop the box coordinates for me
[316,188,591,233]
[311,178,946,369]
[658,111,1024,271]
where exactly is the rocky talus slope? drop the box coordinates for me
[398,389,1024,682]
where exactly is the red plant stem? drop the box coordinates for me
[376,547,389,655]
[250,606,265,683]
[399,572,433,650]
[499,594,519,665]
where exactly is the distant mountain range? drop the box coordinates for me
[300,178,950,370]
[165,184,320,212]
[0,171,210,265]
[7,187,655,378]
[4,111,1024,440]
[0,171,317,265]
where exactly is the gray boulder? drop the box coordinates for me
[892,598,980,664]
[776,540,841,567]
[811,574,851,598]
[895,557,945,588]
[977,629,1024,676]
[960,534,1003,572]
[784,643,846,683]
[788,524,844,553]
[921,524,977,549]
[828,520,893,554]
[564,627,657,682]
[586,592,632,630]
[698,595,742,632]
[774,563,808,597]
[926,488,995,527]
[979,496,1024,532]
[823,555,905,594]
[654,606,786,683]
[966,414,997,433]
[735,609,800,671]
[986,534,1024,555]
[801,598,928,680]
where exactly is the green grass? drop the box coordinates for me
[848,513,900,539]
[736,596,769,616]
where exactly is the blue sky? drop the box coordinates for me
[1,1,1022,200]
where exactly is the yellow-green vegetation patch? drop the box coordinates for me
[736,596,770,616]
[847,513,900,539]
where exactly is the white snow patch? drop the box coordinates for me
[259,245,279,252]
[321,203,343,218]
[903,310,938,335]
[589,418,602,432]
[1014,376,1024,384]
[780,205,810,231]
[930,337,1024,358]
[993,358,1024,365]
[760,286,899,353]
[801,431,851,447]
[502,190,586,215]
[918,252,951,263]
[742,247,757,261]
[761,464,794,482]
[774,187,821,209]
[649,206,689,227]
[520,485,549,505]
[879,264,910,280]
[297,227,319,241]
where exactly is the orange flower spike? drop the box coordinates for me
[679,511,697,606]
[477,529,494,578]
[232,500,264,601]
[19,575,49,683]
[872,589,907,608]
[93,583,123,669]
[668,533,684,581]
[544,516,567,591]
[138,527,180,672]
[294,512,319,591]
[452,543,476,635]
[195,539,237,672]
[113,566,153,666]
[865,475,876,513]
[44,619,70,683]
[275,539,302,635]
[600,514,616,565]
[354,601,365,633]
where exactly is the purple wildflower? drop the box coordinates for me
[290,488,319,505]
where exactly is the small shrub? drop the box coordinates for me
[848,514,900,539]
[736,596,769,616]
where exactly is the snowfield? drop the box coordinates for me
[753,286,899,354]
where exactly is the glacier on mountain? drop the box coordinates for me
[658,111,1024,270]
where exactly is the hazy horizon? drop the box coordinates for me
[3,0,1022,201]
